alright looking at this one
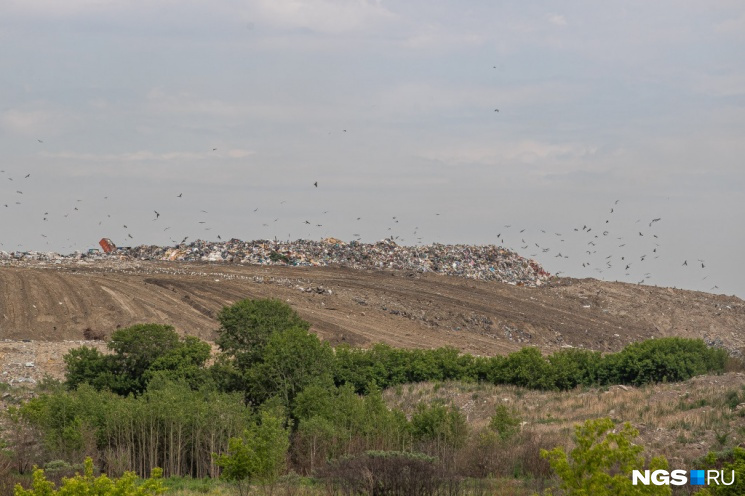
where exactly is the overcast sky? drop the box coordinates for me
[1,1,744,297]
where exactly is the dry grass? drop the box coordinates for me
[383,372,745,466]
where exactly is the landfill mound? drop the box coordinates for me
[0,238,551,287]
[1,250,743,352]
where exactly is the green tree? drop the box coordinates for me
[216,299,310,373]
[541,418,670,496]
[497,347,556,390]
[143,336,212,389]
[63,347,115,392]
[63,326,211,395]
[411,402,468,451]
[246,326,334,408]
[215,410,290,496]
[489,404,521,441]
[108,324,181,379]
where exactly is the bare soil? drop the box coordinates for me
[1,259,744,383]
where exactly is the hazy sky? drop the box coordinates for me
[1,1,744,297]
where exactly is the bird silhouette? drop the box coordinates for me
[314,181,318,187]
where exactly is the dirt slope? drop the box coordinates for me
[1,259,743,358]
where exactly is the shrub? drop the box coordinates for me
[14,457,165,496]
[598,338,727,386]
[697,447,745,496]
[64,328,212,396]
[214,409,290,496]
[541,418,670,495]
[494,347,556,390]
[319,451,453,496]
[489,404,521,441]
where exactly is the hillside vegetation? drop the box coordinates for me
[2,298,743,495]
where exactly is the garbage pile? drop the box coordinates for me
[1,238,551,286]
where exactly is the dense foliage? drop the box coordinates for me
[64,325,211,396]
[333,337,727,393]
[0,297,733,493]
[214,409,289,496]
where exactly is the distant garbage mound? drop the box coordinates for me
[1,238,551,287]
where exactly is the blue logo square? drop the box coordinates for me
[690,470,706,486]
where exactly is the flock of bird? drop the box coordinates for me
[0,97,719,293]
[494,198,717,291]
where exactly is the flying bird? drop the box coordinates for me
[314,181,318,187]
[177,193,182,198]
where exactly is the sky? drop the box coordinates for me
[1,1,744,298]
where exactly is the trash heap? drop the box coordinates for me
[1,238,551,286]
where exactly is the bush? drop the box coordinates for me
[411,403,468,449]
[489,404,521,441]
[541,418,670,495]
[548,349,602,390]
[599,338,727,386]
[494,348,556,390]
[320,451,453,496]
[64,327,213,396]
[214,409,290,496]
[14,457,165,496]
